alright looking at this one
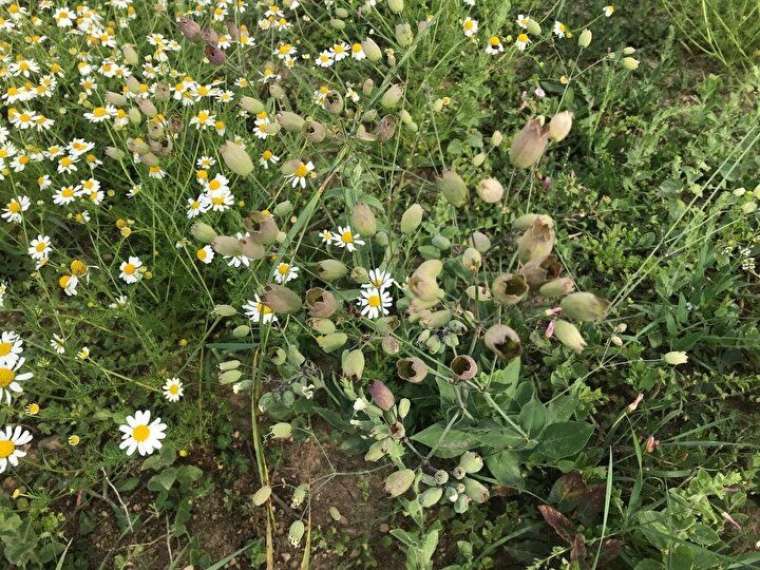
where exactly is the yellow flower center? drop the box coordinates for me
[367,294,381,308]
[71,259,87,275]
[0,367,15,388]
[258,302,272,315]
[208,179,221,191]
[93,107,107,117]
[490,36,501,46]
[132,424,150,442]
[8,201,21,213]
[123,263,135,275]
[196,248,207,260]
[62,187,75,198]
[518,33,529,43]
[169,385,179,394]
[35,242,47,252]
[341,231,354,244]
[0,439,15,458]
[352,43,362,53]
[211,195,225,206]
[295,163,308,178]
[262,150,273,160]
[464,20,473,30]
[58,275,71,289]
[277,263,289,275]
[0,343,11,356]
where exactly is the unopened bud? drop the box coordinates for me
[477,177,504,203]
[388,0,404,14]
[213,304,237,317]
[362,37,382,62]
[622,56,639,70]
[341,349,365,380]
[122,44,139,65]
[190,222,218,243]
[554,319,587,353]
[277,111,305,132]
[438,170,469,207]
[316,259,348,281]
[549,111,573,142]
[351,202,377,236]
[462,247,482,272]
[578,29,592,48]
[384,468,414,497]
[510,118,548,168]
[560,292,609,322]
[240,96,265,114]
[400,203,423,233]
[316,332,348,353]
[369,380,396,411]
[381,84,403,109]
[395,23,414,47]
[220,140,254,177]
[539,277,575,298]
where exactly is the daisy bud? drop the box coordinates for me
[316,259,348,282]
[400,203,424,233]
[362,37,383,62]
[560,292,610,322]
[396,357,428,384]
[105,146,125,161]
[305,288,339,318]
[476,177,504,203]
[381,335,401,355]
[220,140,254,177]
[308,318,336,335]
[288,521,305,547]
[492,273,529,305]
[381,84,404,109]
[232,324,250,338]
[622,56,640,70]
[213,304,237,317]
[245,211,279,245]
[105,91,128,107]
[437,170,469,207]
[252,485,272,506]
[538,277,575,298]
[137,98,157,117]
[189,222,217,245]
[491,130,504,146]
[578,29,592,48]
[663,351,688,366]
[525,18,542,35]
[513,213,554,231]
[517,217,555,263]
[342,349,365,380]
[128,107,141,125]
[462,247,482,272]
[351,202,377,236]
[385,468,414,498]
[549,111,573,142]
[240,96,265,114]
[484,324,522,360]
[554,319,587,353]
[262,284,302,314]
[395,23,414,48]
[388,0,404,13]
[419,487,443,508]
[451,355,478,381]
[277,111,305,132]
[316,332,348,353]
[369,380,396,411]
[211,236,243,257]
[122,44,139,66]
[510,118,548,169]
[469,231,491,253]
[463,478,490,504]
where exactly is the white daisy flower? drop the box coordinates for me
[0,357,32,404]
[119,256,143,284]
[358,287,393,319]
[604,5,615,17]
[2,196,30,224]
[463,17,478,37]
[243,295,278,324]
[162,378,184,402]
[118,410,167,456]
[287,161,314,189]
[273,262,299,284]
[363,268,394,291]
[0,425,33,474]
[196,245,214,264]
[332,225,365,252]
[553,21,568,38]
[351,42,366,60]
[515,33,531,51]
[0,331,23,367]
[50,334,66,354]
[485,36,504,54]
[28,234,52,260]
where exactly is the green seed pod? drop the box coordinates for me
[308,318,336,335]
[232,324,250,338]
[419,487,443,508]
[425,335,442,353]
[305,288,339,318]
[213,304,237,317]
[252,485,272,506]
[465,285,491,301]
[105,146,125,161]
[369,380,395,411]
[396,357,428,384]
[362,37,383,62]
[395,23,414,47]
[513,213,554,231]
[560,292,610,322]
[622,56,640,70]
[400,203,424,233]
[277,111,305,132]
[623,47,637,55]
[476,177,504,203]
[211,235,244,257]
[384,469,415,497]
[362,78,375,95]
[539,277,575,298]
[122,44,139,66]
[287,345,305,367]
[458,451,484,474]
[398,398,411,419]
[549,111,573,142]
[273,200,293,217]
[316,259,348,281]
[462,247,482,272]
[335,7,349,18]
[261,284,302,314]
[381,84,403,109]
[432,98,444,112]
[341,349,365,380]
[330,18,345,30]
[491,130,504,146]
[451,355,478,381]
[517,218,556,263]
[271,348,287,366]
[268,82,286,99]
[375,230,389,247]
[317,332,348,353]
[554,319,587,353]
[219,369,242,384]
[420,309,452,329]
[484,324,522,359]
[288,520,305,547]
[351,202,377,236]
[463,478,490,503]
[525,18,542,35]
[220,140,254,177]
[291,484,308,508]
[328,506,342,521]
[128,107,142,125]
[510,118,548,169]
[399,109,413,125]
[270,422,292,439]
[219,359,241,371]
[469,231,491,253]
[454,494,470,513]
[578,28,592,48]
[492,273,529,305]
[351,266,369,283]
[437,170,469,207]
[240,96,265,114]
[365,440,386,462]
[388,0,404,13]
[472,152,486,167]
[381,335,401,355]
[431,234,451,250]
[126,76,141,94]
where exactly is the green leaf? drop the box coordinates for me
[411,423,480,458]
[490,358,520,385]
[485,450,524,488]
[518,397,547,436]
[536,421,594,460]
[141,442,176,471]
[148,467,177,492]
